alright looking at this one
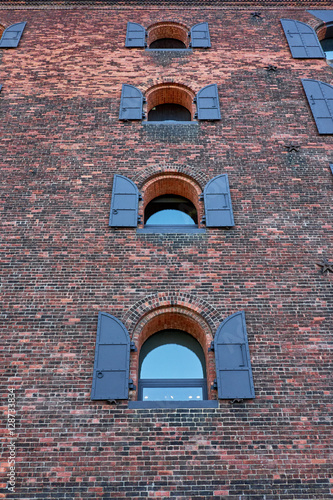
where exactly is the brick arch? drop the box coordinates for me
[316,21,333,42]
[133,164,209,189]
[124,297,220,401]
[145,82,196,119]
[147,21,189,48]
[0,23,4,37]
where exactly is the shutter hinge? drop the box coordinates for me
[199,193,204,201]
[211,379,218,390]
[208,341,214,352]
[128,379,136,390]
[138,193,143,201]
[130,341,137,352]
[137,215,142,224]
[193,97,197,104]
[194,112,198,119]
[142,112,146,119]
[201,216,206,225]
[143,97,147,103]
[188,31,191,37]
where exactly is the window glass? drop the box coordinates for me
[148,103,191,122]
[321,37,333,59]
[145,195,197,226]
[149,38,186,49]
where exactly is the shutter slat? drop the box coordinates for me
[203,174,234,228]
[302,79,333,134]
[125,22,146,48]
[119,84,144,120]
[214,311,255,399]
[190,22,211,48]
[280,19,325,58]
[109,174,139,227]
[91,312,131,400]
[0,22,26,48]
[196,84,221,120]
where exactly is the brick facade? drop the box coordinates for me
[1,1,332,499]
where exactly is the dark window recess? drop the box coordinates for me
[190,22,211,48]
[119,84,145,121]
[0,22,26,48]
[138,330,207,402]
[320,37,333,60]
[149,38,186,49]
[91,312,132,401]
[280,19,325,58]
[109,174,140,227]
[214,311,255,400]
[125,22,146,48]
[302,79,333,134]
[148,103,191,122]
[145,195,197,226]
[195,84,221,120]
[202,174,234,228]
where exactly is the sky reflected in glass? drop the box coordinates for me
[145,209,196,226]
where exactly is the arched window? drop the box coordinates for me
[149,38,186,49]
[144,194,197,226]
[148,104,191,122]
[138,330,207,401]
[319,25,333,61]
[146,83,194,122]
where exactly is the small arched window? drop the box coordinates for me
[138,330,207,401]
[319,25,333,61]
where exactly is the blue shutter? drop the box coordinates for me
[196,84,221,120]
[302,79,333,134]
[280,19,324,58]
[0,22,26,48]
[203,174,234,228]
[330,164,333,175]
[91,312,131,400]
[119,84,144,120]
[109,174,139,227]
[190,22,211,48]
[0,84,2,92]
[214,311,255,400]
[125,22,146,48]
[307,10,333,23]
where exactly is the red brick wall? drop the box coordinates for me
[1,2,332,499]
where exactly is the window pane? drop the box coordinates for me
[144,195,198,225]
[148,103,191,121]
[146,209,196,225]
[321,38,333,59]
[142,387,203,401]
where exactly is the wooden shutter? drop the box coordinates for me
[91,312,131,400]
[125,22,146,48]
[109,174,139,227]
[330,164,333,176]
[0,84,2,92]
[307,10,333,23]
[214,311,255,400]
[302,79,333,134]
[196,84,221,120]
[119,84,144,120]
[190,22,211,48]
[203,174,234,228]
[280,19,325,59]
[0,22,26,48]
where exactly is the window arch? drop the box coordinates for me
[146,83,195,122]
[317,23,333,63]
[138,330,207,401]
[147,22,189,49]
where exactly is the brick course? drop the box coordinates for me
[1,2,332,499]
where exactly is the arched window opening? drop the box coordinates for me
[149,38,186,49]
[317,24,333,62]
[145,194,197,226]
[138,330,207,401]
[147,22,189,49]
[148,103,191,122]
[146,83,195,123]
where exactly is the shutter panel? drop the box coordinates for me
[109,174,139,227]
[203,174,234,228]
[119,84,144,120]
[280,19,325,59]
[214,311,255,400]
[307,10,333,24]
[330,164,333,175]
[0,84,2,92]
[91,312,130,400]
[196,84,221,120]
[125,22,146,48]
[190,22,211,48]
[302,79,333,134]
[0,22,26,48]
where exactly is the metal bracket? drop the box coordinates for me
[201,216,206,225]
[208,341,214,352]
[199,193,204,201]
[130,341,137,352]
[128,379,136,390]
[211,378,218,390]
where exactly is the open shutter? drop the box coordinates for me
[302,79,333,134]
[280,19,324,59]
[91,312,130,400]
[190,22,211,48]
[214,311,255,400]
[109,174,139,227]
[0,22,26,48]
[125,22,146,48]
[119,84,144,120]
[330,164,333,176]
[307,10,333,24]
[203,174,234,228]
[0,84,2,92]
[196,84,221,120]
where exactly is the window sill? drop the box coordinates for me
[137,226,205,234]
[128,400,218,409]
